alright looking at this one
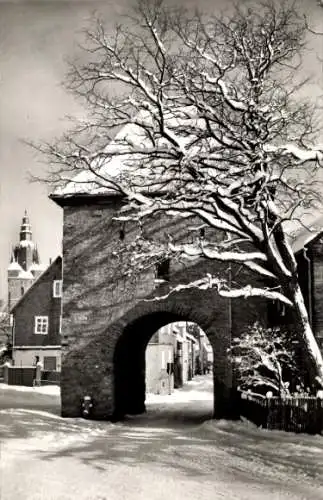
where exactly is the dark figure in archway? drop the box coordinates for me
[174,354,183,388]
[195,355,202,375]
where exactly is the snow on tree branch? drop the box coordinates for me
[145,273,292,306]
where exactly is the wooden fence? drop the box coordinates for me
[0,364,60,387]
[7,366,36,386]
[238,392,323,434]
[40,370,60,386]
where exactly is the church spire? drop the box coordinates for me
[13,210,36,271]
[20,210,32,242]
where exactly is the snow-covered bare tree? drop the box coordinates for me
[230,323,303,397]
[0,311,9,340]
[0,312,12,362]
[34,0,323,385]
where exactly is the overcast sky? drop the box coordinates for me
[0,0,322,302]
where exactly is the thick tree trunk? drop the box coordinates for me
[289,280,323,389]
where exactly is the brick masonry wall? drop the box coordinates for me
[60,198,269,420]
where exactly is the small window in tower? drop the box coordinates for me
[156,258,170,281]
[21,286,24,296]
[34,316,48,335]
[53,280,62,298]
[119,226,125,241]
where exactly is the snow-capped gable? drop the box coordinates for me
[51,108,202,199]
[53,118,155,198]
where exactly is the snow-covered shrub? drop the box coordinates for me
[0,343,12,364]
[230,322,304,397]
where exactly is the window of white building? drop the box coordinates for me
[34,316,48,334]
[43,356,57,371]
[161,350,165,369]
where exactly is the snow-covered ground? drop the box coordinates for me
[0,383,60,395]
[0,376,322,499]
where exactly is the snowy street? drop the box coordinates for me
[0,376,323,500]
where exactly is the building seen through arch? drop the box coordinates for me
[146,321,213,396]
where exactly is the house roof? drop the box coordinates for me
[50,108,206,201]
[287,214,323,254]
[51,119,157,199]
[7,261,23,272]
[18,270,34,280]
[11,256,62,313]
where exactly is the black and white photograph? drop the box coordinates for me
[0,0,323,498]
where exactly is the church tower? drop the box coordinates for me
[15,210,33,271]
[8,211,45,310]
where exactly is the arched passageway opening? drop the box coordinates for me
[113,312,214,423]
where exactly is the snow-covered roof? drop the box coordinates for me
[287,214,323,254]
[29,263,46,272]
[51,108,202,199]
[18,270,34,280]
[53,120,154,198]
[7,261,23,272]
[17,239,35,248]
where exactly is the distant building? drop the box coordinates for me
[8,211,46,311]
[10,256,62,370]
[145,327,174,395]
